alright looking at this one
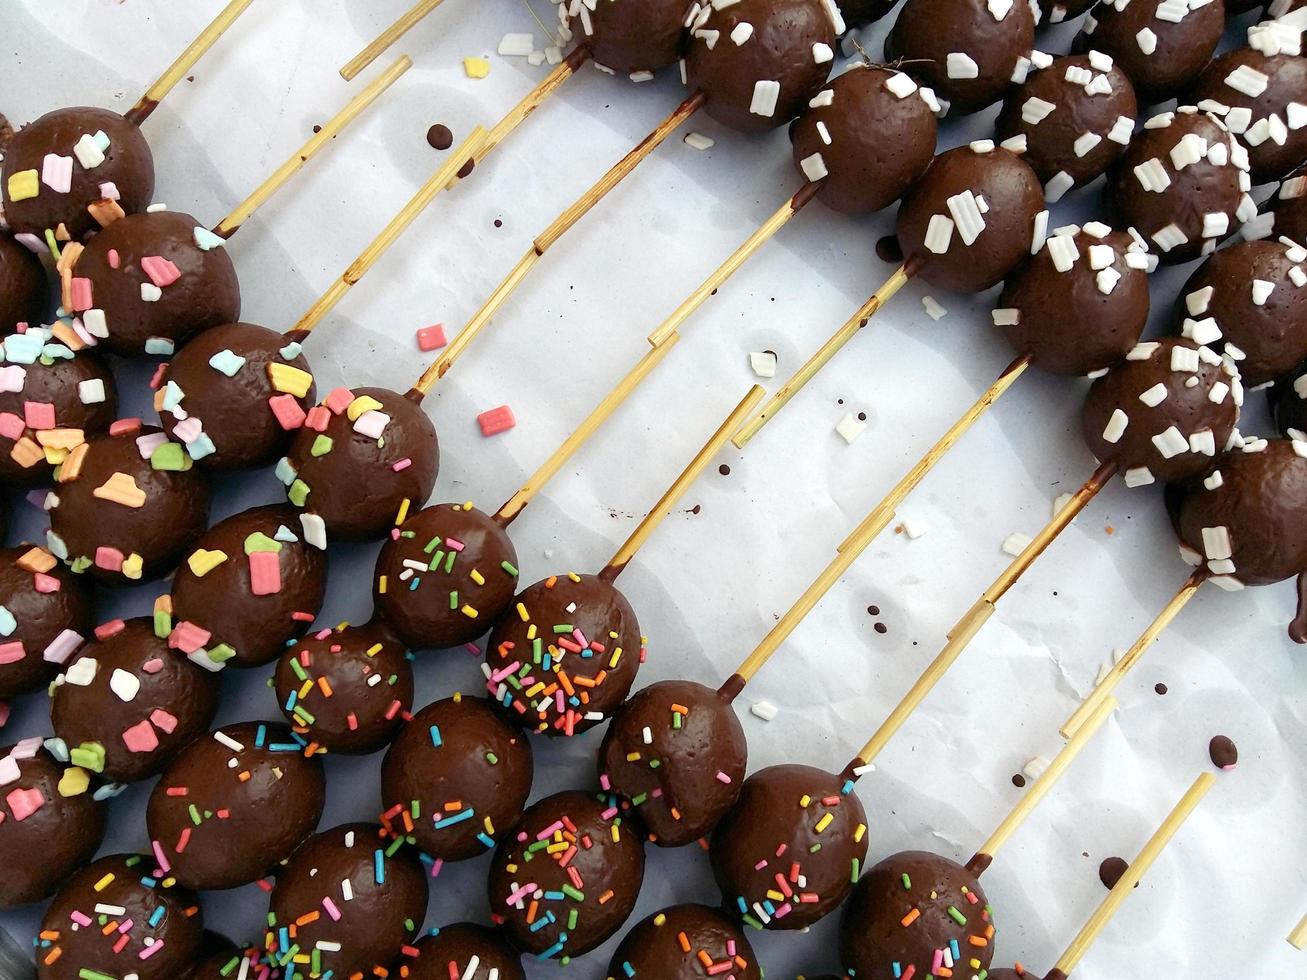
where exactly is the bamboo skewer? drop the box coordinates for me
[1060,571,1208,739]
[125,0,257,125]
[212,56,412,238]
[1289,912,1307,950]
[480,49,593,163]
[339,0,450,80]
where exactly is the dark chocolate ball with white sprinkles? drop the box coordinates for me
[0,544,93,700]
[569,0,688,77]
[607,903,763,980]
[1073,0,1225,103]
[1274,364,1307,440]
[397,923,525,980]
[0,232,47,332]
[1269,165,1307,240]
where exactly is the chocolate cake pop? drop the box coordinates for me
[265,823,428,977]
[0,233,47,332]
[1073,0,1225,103]
[46,421,211,585]
[790,64,939,214]
[279,385,439,541]
[488,790,646,958]
[380,695,533,862]
[598,679,747,847]
[685,0,839,134]
[0,545,93,699]
[0,739,106,908]
[1273,364,1307,439]
[50,616,220,783]
[710,763,869,930]
[146,721,326,890]
[373,501,520,651]
[35,853,204,980]
[1173,238,1307,386]
[68,208,241,357]
[1108,108,1252,265]
[995,52,1138,199]
[994,223,1152,376]
[570,0,689,76]
[885,0,1036,116]
[273,618,414,754]
[2,107,154,242]
[1269,165,1307,240]
[896,143,1046,293]
[170,504,328,669]
[606,903,762,980]
[1081,338,1241,486]
[396,923,526,980]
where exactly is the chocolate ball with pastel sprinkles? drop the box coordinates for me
[265,823,429,978]
[1172,238,1307,386]
[0,545,93,700]
[1073,0,1225,104]
[36,852,204,980]
[189,942,280,980]
[273,618,414,755]
[597,679,747,847]
[0,739,106,908]
[46,421,211,586]
[994,52,1138,199]
[396,923,526,980]
[280,385,440,542]
[379,695,533,862]
[895,144,1046,293]
[790,65,939,215]
[484,572,643,736]
[1,107,155,242]
[885,0,1036,116]
[994,223,1152,376]
[568,0,688,77]
[158,321,316,471]
[838,851,996,980]
[709,763,869,931]
[372,501,520,651]
[1080,338,1242,487]
[0,232,48,332]
[487,789,646,959]
[146,721,327,890]
[685,0,839,134]
[606,903,762,980]
[1107,108,1252,265]
[49,616,220,784]
[69,208,240,358]
[0,327,118,488]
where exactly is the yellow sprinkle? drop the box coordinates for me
[567,572,581,583]
[608,647,622,669]
[122,554,144,580]
[815,813,834,834]
[463,56,490,78]
[187,548,228,577]
[654,913,667,927]
[93,472,147,508]
[93,873,116,892]
[854,823,867,843]
[461,605,478,619]
[395,497,411,525]
[41,446,69,465]
[470,569,485,586]
[800,795,812,807]
[378,575,388,595]
[483,816,495,834]
[266,363,314,397]
[36,428,85,450]
[527,624,538,641]
[7,169,39,202]
[346,394,384,421]
[610,824,621,843]
[298,680,313,698]
[516,603,529,622]
[766,889,786,901]
[625,752,641,762]
[57,766,90,797]
[366,643,383,658]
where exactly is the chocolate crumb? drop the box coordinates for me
[867,605,880,616]
[1011,773,1027,788]
[718,464,731,476]
[1208,734,1237,770]
[1154,682,1168,695]
[1098,856,1136,890]
[312,124,322,134]
[426,124,454,150]
[873,622,887,634]
[456,158,476,180]
[494,218,503,228]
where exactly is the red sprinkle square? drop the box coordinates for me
[477,405,516,437]
[416,324,447,352]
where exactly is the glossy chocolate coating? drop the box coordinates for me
[267,823,428,977]
[36,853,204,980]
[397,924,526,980]
[710,763,869,930]
[1174,239,1307,386]
[161,321,316,471]
[607,903,762,980]
[995,53,1137,192]
[2,107,154,241]
[171,504,328,669]
[48,424,211,586]
[1037,0,1097,23]
[484,572,642,735]
[839,0,900,25]
[50,617,220,783]
[791,65,939,214]
[896,145,1045,292]
[380,696,533,861]
[1074,0,1225,103]
[0,233,47,332]
[840,851,995,980]
[1081,338,1240,484]
[488,790,646,958]
[189,944,277,979]
[282,385,439,541]
[996,225,1150,375]
[1270,167,1307,241]
[0,545,93,699]
[886,0,1036,115]
[146,721,326,890]
[685,0,837,133]
[274,618,414,754]
[582,0,687,75]
[0,741,106,908]
[372,502,520,651]
[1108,109,1248,265]
[1274,364,1307,439]
[598,679,747,847]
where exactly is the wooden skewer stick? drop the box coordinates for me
[125,0,257,125]
[413,92,706,392]
[732,262,915,447]
[479,48,593,164]
[1289,911,1307,950]
[600,386,766,582]
[1060,570,1207,739]
[212,56,411,239]
[287,126,487,339]
[646,182,824,348]
[1049,772,1216,978]
[339,0,450,81]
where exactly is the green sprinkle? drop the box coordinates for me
[947,906,967,926]
[288,479,310,506]
[310,435,334,457]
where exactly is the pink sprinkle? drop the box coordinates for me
[70,910,92,927]
[0,643,25,666]
[169,621,212,655]
[95,620,126,641]
[122,720,160,753]
[248,551,281,596]
[140,255,182,288]
[94,547,124,572]
[292,611,314,622]
[269,394,307,430]
[416,324,447,352]
[69,278,93,312]
[0,413,25,440]
[599,774,611,790]
[107,248,120,269]
[150,709,178,734]
[117,918,134,934]
[305,406,331,432]
[142,658,165,675]
[324,388,354,415]
[727,940,736,956]
[148,364,167,390]
[505,883,537,905]
[444,537,465,552]
[138,939,165,960]
[109,418,143,437]
[346,712,359,731]
[6,786,44,821]
[753,859,768,871]
[42,154,73,194]
[323,897,342,921]
[0,366,25,393]
[100,182,120,201]
[535,820,565,841]
[477,405,516,437]
[11,738,40,759]
[429,858,443,879]
[171,417,203,444]
[42,630,83,665]
[601,806,618,820]
[384,700,402,720]
[23,402,55,430]
[932,949,944,974]
[151,838,171,873]
[391,458,411,472]
[715,771,732,784]
[32,573,60,594]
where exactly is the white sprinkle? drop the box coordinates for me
[1203,470,1224,490]
[1133,158,1171,192]
[1135,26,1158,54]
[1151,223,1189,252]
[214,731,244,752]
[1208,381,1230,404]
[946,190,986,245]
[1046,234,1080,272]
[1128,341,1159,361]
[1251,279,1274,305]
[1138,382,1168,407]
[885,72,918,98]
[1031,210,1049,254]
[78,379,106,404]
[812,41,834,63]
[1169,133,1209,170]
[1044,171,1075,203]
[1144,111,1174,130]
[970,139,995,154]
[901,516,930,539]
[989,0,1015,16]
[1289,103,1307,130]
[816,121,832,145]
[947,53,980,79]
[1155,0,1190,20]
[749,80,780,117]
[921,296,947,320]
[1011,56,1032,84]
[1201,525,1233,560]
[1023,756,1051,780]
[1065,64,1094,87]
[1000,133,1028,154]
[1185,285,1213,315]
[109,668,140,702]
[1096,267,1122,294]
[1002,532,1033,556]
[730,22,754,44]
[1182,316,1222,345]
[1102,408,1129,443]
[1123,466,1155,487]
[1152,426,1190,458]
[63,657,98,687]
[1088,49,1114,72]
[748,351,777,378]
[497,33,536,57]
[799,152,829,182]
[1225,64,1270,98]
[684,132,715,150]
[140,283,163,303]
[1189,429,1216,455]
[1108,115,1135,144]
[1171,345,1201,372]
[1022,97,1057,125]
[809,89,834,108]
[750,701,778,721]
[925,214,956,254]
[836,412,867,444]
[1073,132,1103,158]
[1292,266,1307,287]
[1087,243,1115,270]
[992,308,1021,326]
[1201,212,1229,239]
